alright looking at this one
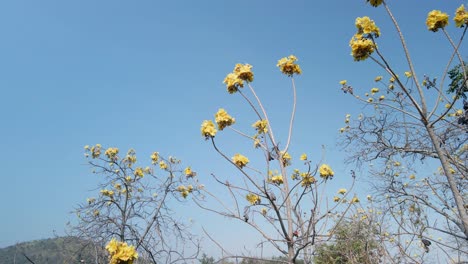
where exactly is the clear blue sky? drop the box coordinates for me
[0,0,465,256]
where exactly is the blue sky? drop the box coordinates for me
[0,0,465,257]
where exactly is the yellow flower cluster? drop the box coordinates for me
[281,152,292,167]
[355,16,380,37]
[370,87,379,95]
[223,63,254,94]
[349,34,375,61]
[184,167,195,178]
[300,153,307,161]
[215,108,235,130]
[246,193,261,205]
[87,197,96,204]
[339,80,347,85]
[90,144,102,159]
[350,196,360,204]
[367,0,382,7]
[426,10,449,32]
[201,120,217,138]
[150,152,159,164]
[454,5,468,27]
[270,175,284,185]
[105,147,119,160]
[404,71,412,78]
[177,185,193,198]
[338,188,347,195]
[277,55,302,76]
[100,189,114,198]
[374,76,382,82]
[319,164,334,180]
[159,161,167,170]
[106,238,138,264]
[300,172,316,187]
[252,119,268,134]
[134,167,144,177]
[232,154,249,168]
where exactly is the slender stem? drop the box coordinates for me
[283,78,297,153]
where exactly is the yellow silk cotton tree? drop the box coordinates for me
[70,145,202,264]
[340,1,467,262]
[198,57,356,263]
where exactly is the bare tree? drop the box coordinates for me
[70,145,202,263]
[340,1,467,262]
[197,57,356,263]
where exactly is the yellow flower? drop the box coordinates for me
[367,195,372,201]
[223,73,243,94]
[234,63,254,82]
[426,10,449,32]
[340,80,347,85]
[455,109,463,116]
[379,95,385,101]
[201,120,217,138]
[339,127,346,133]
[184,167,195,177]
[404,71,412,78]
[252,119,268,134]
[349,34,375,61]
[90,144,102,159]
[277,55,302,76]
[409,174,416,180]
[134,167,144,177]
[319,164,334,180]
[159,161,167,170]
[355,16,380,37]
[300,173,316,187]
[454,5,468,27]
[374,76,382,82]
[367,98,374,103]
[177,185,189,198]
[93,210,100,216]
[367,0,382,7]
[281,151,292,166]
[232,153,249,168]
[300,153,307,161]
[215,108,235,130]
[151,152,159,164]
[105,147,119,159]
[87,198,95,204]
[445,103,451,109]
[261,208,267,216]
[271,175,284,185]
[338,188,347,195]
[106,238,138,264]
[333,196,340,202]
[371,87,379,95]
[351,196,360,204]
[246,193,261,205]
[389,84,394,90]
[100,189,114,198]
[393,161,401,167]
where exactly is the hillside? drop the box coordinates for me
[0,236,107,264]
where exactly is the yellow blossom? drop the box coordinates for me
[379,95,385,101]
[261,208,267,216]
[367,98,374,103]
[151,152,159,164]
[232,153,249,168]
[271,175,284,185]
[252,119,268,134]
[319,164,334,180]
[367,195,372,201]
[93,210,100,216]
[87,198,95,204]
[374,76,382,82]
[351,196,360,204]
[339,127,345,133]
[371,87,379,95]
[159,161,167,170]
[281,151,292,166]
[454,5,468,27]
[338,188,347,195]
[404,71,412,78]
[340,80,347,85]
[333,196,340,202]
[105,147,119,160]
[389,84,394,90]
[393,161,401,167]
[355,16,380,37]
[300,153,307,161]
[100,189,114,198]
[455,109,463,116]
[234,63,254,82]
[367,0,382,7]
[277,55,302,76]
[201,120,217,138]
[223,72,243,94]
[106,238,138,264]
[426,10,449,32]
[349,34,375,61]
[300,173,316,187]
[409,174,416,180]
[134,167,144,177]
[125,176,132,182]
[90,144,102,159]
[184,167,195,177]
[246,193,261,205]
[177,185,189,198]
[215,108,235,130]
[445,103,451,109]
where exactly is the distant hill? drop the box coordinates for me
[0,236,107,264]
